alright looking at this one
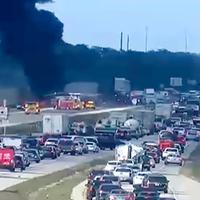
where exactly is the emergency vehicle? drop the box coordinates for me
[0,148,15,172]
[84,100,96,109]
[24,102,40,114]
[55,94,84,110]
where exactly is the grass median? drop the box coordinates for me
[0,155,113,200]
[181,143,200,182]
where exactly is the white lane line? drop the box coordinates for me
[169,186,179,200]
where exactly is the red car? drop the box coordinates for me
[0,148,15,172]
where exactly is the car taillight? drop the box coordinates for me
[110,196,117,200]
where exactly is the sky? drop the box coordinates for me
[38,0,200,53]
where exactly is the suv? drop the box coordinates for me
[58,139,75,154]
[142,173,169,193]
[64,135,88,153]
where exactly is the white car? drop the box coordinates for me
[113,167,133,183]
[86,142,99,152]
[44,138,59,146]
[104,160,122,171]
[164,154,183,166]
[133,171,152,185]
[173,127,186,136]
[186,128,200,141]
[162,148,180,159]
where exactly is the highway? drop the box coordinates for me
[120,136,199,200]
[0,133,199,200]
[0,150,113,191]
[71,135,199,200]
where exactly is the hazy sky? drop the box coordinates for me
[38,0,200,53]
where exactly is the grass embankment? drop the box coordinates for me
[0,155,113,200]
[181,143,200,182]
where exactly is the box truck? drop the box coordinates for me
[43,114,69,134]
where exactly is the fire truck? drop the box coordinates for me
[55,94,84,110]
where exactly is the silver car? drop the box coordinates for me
[164,154,183,166]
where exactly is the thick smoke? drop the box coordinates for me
[0,0,64,95]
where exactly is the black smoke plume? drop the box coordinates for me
[0,0,64,95]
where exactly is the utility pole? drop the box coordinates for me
[145,26,148,52]
[184,30,188,53]
[120,32,123,51]
[127,35,130,51]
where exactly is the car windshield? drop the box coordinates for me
[86,142,94,145]
[138,173,148,176]
[27,150,36,154]
[124,160,132,164]
[116,168,131,172]
[149,176,167,183]
[47,139,57,143]
[139,192,158,196]
[166,149,177,152]
[102,176,118,182]
[86,138,97,143]
[59,140,72,145]
[100,184,121,192]
[108,161,118,165]
[110,190,128,194]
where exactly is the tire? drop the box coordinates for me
[21,166,26,171]
[10,167,15,172]
[152,165,155,168]
[164,189,168,193]
[36,160,40,163]
[71,152,75,156]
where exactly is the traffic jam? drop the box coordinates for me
[0,90,200,200]
[0,134,101,172]
[85,91,200,200]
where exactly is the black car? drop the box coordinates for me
[136,191,159,200]
[96,183,121,200]
[25,149,41,163]
[45,144,61,157]
[142,174,169,193]
[58,139,75,154]
[42,146,57,159]
[22,137,40,148]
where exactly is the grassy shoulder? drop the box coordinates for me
[0,155,113,200]
[181,143,200,182]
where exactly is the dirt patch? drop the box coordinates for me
[181,143,200,182]
[0,155,113,200]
